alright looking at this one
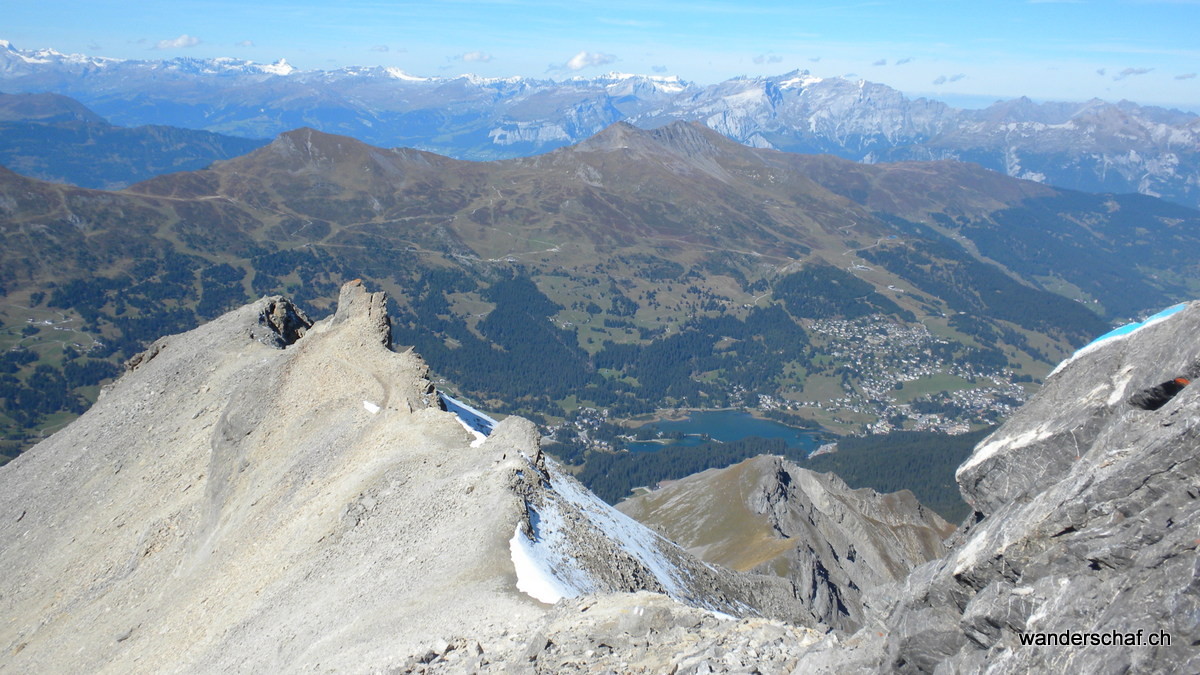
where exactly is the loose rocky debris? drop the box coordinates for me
[396,592,822,674]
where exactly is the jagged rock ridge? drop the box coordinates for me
[0,282,815,673]
[618,455,955,633]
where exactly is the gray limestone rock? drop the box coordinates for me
[807,301,1200,673]
[0,282,808,673]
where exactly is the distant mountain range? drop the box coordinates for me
[3,122,1198,463]
[0,91,266,189]
[3,39,1198,208]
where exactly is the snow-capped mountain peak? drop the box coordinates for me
[259,58,295,76]
[383,66,428,81]
[777,70,824,89]
[1,37,1197,209]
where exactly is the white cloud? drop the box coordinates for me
[551,50,618,72]
[932,73,966,85]
[753,54,784,65]
[154,34,201,50]
[1113,67,1153,80]
[369,44,390,52]
[873,58,887,66]
[236,40,255,48]
[652,65,668,73]
[460,51,492,63]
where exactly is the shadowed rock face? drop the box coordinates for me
[798,301,1200,673]
[0,282,811,673]
[618,455,955,632]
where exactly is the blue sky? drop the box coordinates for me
[9,0,1200,110]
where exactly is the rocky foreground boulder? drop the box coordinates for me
[0,281,813,673]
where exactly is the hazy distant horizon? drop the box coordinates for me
[5,0,1198,112]
[4,37,1198,118]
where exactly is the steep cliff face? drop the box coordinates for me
[802,301,1200,673]
[0,282,808,673]
[618,455,955,632]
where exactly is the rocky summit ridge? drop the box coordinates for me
[2,284,1199,673]
[0,281,817,673]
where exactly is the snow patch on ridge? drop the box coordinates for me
[1049,303,1188,377]
[508,457,692,605]
[550,460,688,597]
[509,506,593,603]
[956,426,1054,477]
[453,416,487,447]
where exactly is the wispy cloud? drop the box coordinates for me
[1113,66,1153,80]
[154,34,200,50]
[932,73,966,85]
[236,40,255,48]
[753,54,784,65]
[369,44,390,52]
[459,51,492,63]
[1096,67,1107,76]
[895,57,913,65]
[550,50,618,72]
[873,58,887,66]
[87,42,102,51]
[1176,72,1197,80]
[652,65,668,73]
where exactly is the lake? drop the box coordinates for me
[626,409,824,453]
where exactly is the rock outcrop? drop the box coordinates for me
[4,282,1198,673]
[618,455,955,632]
[0,282,809,673]
[799,301,1200,673]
